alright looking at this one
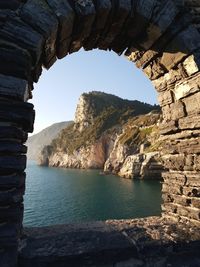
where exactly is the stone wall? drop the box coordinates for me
[0,0,200,266]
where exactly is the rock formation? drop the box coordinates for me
[39,92,163,179]
[118,152,164,179]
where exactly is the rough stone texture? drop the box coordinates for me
[0,15,44,67]
[0,74,31,101]
[19,217,200,267]
[46,0,75,59]
[0,0,200,266]
[20,0,59,69]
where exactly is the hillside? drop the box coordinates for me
[74,91,159,128]
[39,92,163,179]
[49,91,160,154]
[27,121,73,160]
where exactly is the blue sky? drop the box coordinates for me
[30,49,157,134]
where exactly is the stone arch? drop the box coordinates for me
[0,0,200,265]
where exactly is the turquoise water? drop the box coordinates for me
[24,161,162,227]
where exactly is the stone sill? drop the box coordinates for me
[18,216,200,267]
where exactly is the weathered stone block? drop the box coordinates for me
[135,50,158,69]
[162,203,178,214]
[0,74,30,101]
[178,25,200,54]
[0,173,25,189]
[183,92,200,116]
[184,155,195,171]
[70,0,96,53]
[162,193,173,203]
[19,221,140,267]
[177,137,200,154]
[151,12,191,56]
[162,101,185,121]
[159,121,178,135]
[179,115,200,130]
[0,16,44,66]
[162,154,185,171]
[126,48,143,63]
[186,173,200,187]
[162,172,187,186]
[20,0,59,69]
[191,198,200,209]
[84,0,112,51]
[161,104,171,121]
[0,101,35,133]
[136,0,157,21]
[183,55,200,76]
[143,59,166,80]
[161,50,187,71]
[32,62,43,83]
[140,0,178,49]
[174,76,200,101]
[161,130,197,143]
[161,25,200,70]
[171,194,192,207]
[0,203,23,222]
[56,38,71,59]
[0,126,27,143]
[177,205,200,221]
[0,142,27,154]
[0,155,26,173]
[162,183,182,195]
[126,0,153,40]
[0,187,25,204]
[194,155,200,171]
[171,101,186,120]
[152,66,187,92]
[98,0,131,50]
[182,186,200,197]
[46,0,75,58]
[0,44,32,80]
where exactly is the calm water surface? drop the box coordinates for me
[24,161,162,227]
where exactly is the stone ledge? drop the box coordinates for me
[18,217,200,267]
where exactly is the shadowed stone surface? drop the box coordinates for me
[19,217,200,267]
[0,0,200,266]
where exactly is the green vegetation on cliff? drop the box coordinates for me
[42,92,160,157]
[118,113,161,151]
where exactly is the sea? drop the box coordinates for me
[23,160,162,227]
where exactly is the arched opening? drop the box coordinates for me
[29,49,158,134]
[25,49,162,227]
[0,0,200,266]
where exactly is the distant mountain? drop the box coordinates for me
[27,121,73,160]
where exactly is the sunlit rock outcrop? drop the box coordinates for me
[39,92,162,179]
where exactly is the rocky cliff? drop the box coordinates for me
[39,92,163,179]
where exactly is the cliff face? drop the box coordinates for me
[39,92,163,179]
[39,128,117,169]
